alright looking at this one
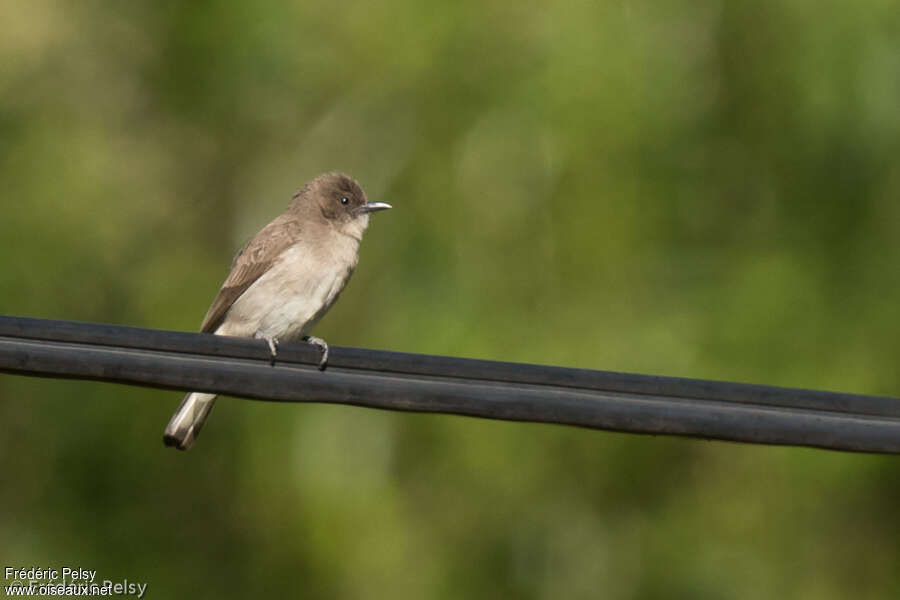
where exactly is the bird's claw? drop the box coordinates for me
[255,334,279,366]
[303,336,329,370]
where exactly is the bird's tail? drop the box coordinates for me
[163,392,217,451]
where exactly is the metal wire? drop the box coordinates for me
[0,315,898,454]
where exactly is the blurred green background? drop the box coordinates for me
[1,0,899,597]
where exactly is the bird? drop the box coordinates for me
[163,172,391,450]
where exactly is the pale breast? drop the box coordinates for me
[218,234,360,340]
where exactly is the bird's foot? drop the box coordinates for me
[302,336,329,370]
[255,333,279,366]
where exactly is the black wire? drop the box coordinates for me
[1,315,898,454]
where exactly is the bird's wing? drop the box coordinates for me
[200,216,302,333]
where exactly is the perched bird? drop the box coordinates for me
[163,172,391,450]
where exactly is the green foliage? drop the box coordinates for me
[1,0,898,597]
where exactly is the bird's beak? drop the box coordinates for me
[359,202,392,214]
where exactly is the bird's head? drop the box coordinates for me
[301,172,391,239]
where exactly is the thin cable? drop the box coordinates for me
[0,315,898,454]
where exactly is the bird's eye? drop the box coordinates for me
[340,197,349,205]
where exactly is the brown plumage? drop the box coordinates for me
[163,172,390,450]
[200,216,303,334]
